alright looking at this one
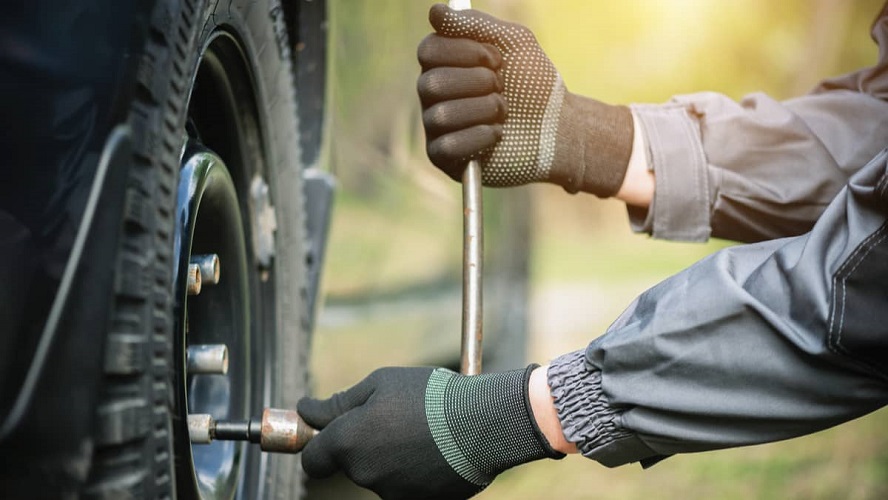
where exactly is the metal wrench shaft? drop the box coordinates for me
[461,160,483,376]
[449,0,483,377]
[450,0,484,377]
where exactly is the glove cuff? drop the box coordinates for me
[549,93,634,197]
[425,365,564,487]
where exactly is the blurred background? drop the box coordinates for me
[306,0,888,498]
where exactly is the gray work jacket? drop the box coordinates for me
[548,5,888,467]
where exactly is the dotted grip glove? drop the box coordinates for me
[297,366,563,500]
[418,4,634,197]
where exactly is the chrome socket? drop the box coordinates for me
[187,344,229,375]
[259,408,318,454]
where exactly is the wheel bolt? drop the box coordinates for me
[187,344,229,375]
[187,264,202,295]
[191,254,221,285]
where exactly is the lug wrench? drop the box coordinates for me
[189,172,483,454]
[188,0,484,454]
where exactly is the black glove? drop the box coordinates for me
[298,365,563,500]
[417,4,634,197]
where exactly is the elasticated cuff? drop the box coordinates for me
[630,103,711,242]
[547,350,660,468]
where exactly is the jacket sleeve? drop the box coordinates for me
[628,8,888,243]
[547,147,888,467]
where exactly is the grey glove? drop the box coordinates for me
[298,365,563,499]
[418,4,634,197]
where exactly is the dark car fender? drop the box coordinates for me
[0,127,133,487]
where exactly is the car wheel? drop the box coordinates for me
[83,0,319,497]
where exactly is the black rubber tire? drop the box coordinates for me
[83,0,311,498]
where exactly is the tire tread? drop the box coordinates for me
[85,0,201,497]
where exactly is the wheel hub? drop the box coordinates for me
[173,143,251,498]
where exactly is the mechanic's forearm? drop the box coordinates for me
[547,149,888,467]
[628,90,888,243]
[529,366,577,454]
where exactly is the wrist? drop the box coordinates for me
[529,366,577,454]
[425,366,563,488]
[615,109,654,208]
[548,93,634,198]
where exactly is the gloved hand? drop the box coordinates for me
[297,365,563,500]
[417,4,634,197]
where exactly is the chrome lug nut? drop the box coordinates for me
[187,344,229,375]
[186,264,202,295]
[188,414,214,444]
[191,254,220,285]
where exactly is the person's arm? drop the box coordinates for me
[626,9,888,243]
[546,147,888,466]
[295,151,888,493]
[418,5,888,244]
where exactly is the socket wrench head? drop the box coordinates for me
[260,408,318,454]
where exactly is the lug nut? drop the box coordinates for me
[187,264,202,295]
[188,414,214,444]
[191,254,220,285]
[187,344,229,375]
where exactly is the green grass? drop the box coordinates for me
[321,173,462,296]
[479,408,888,500]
